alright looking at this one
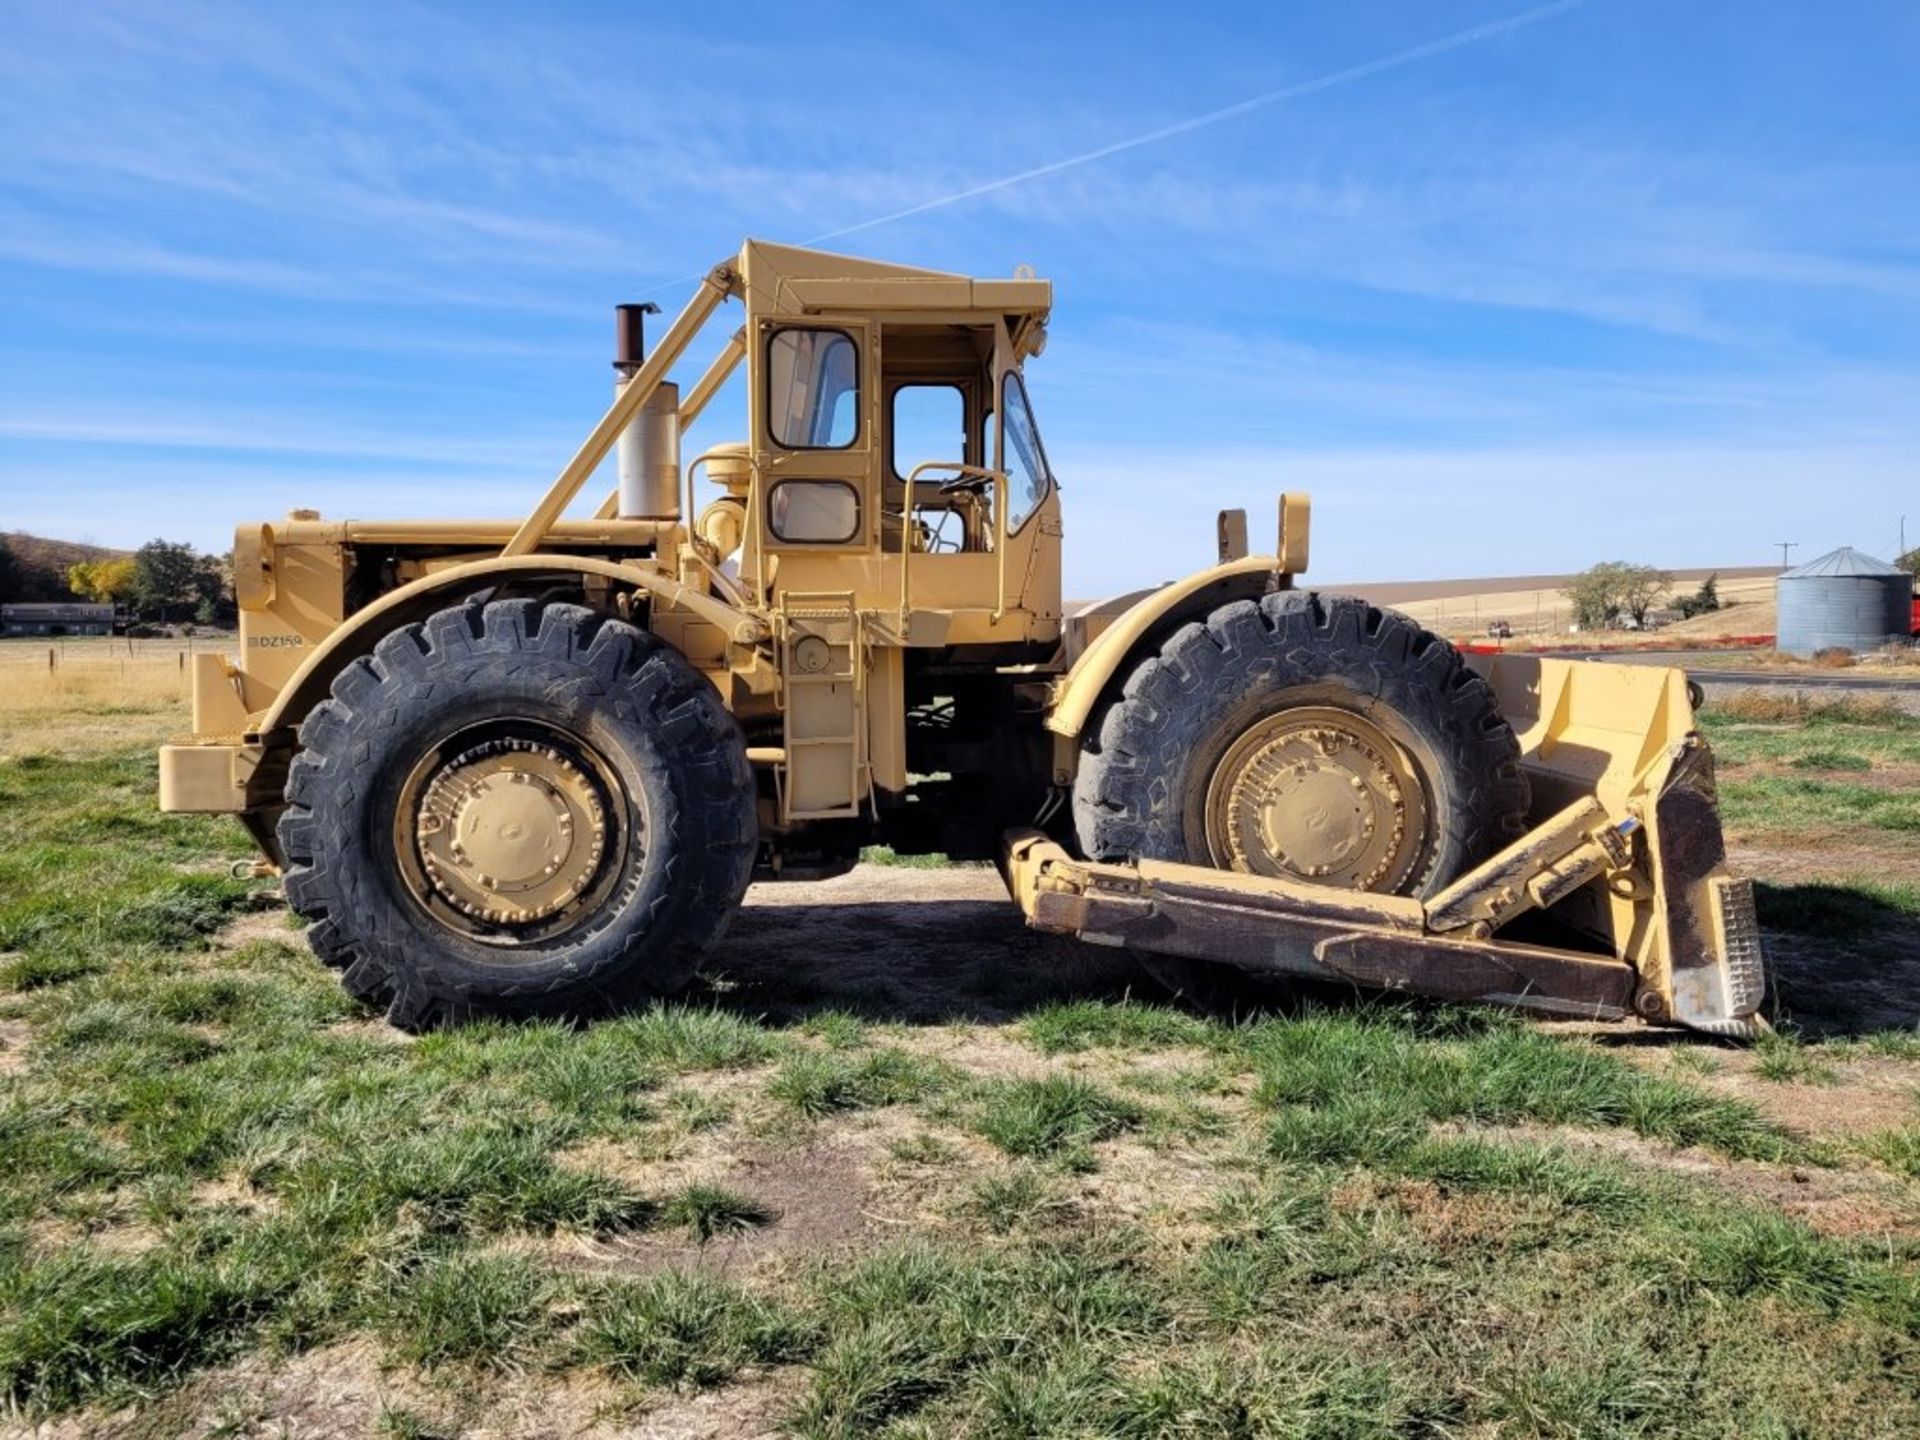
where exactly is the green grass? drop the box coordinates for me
[1720,774,1920,834]
[1020,998,1219,1054]
[6,729,1920,1434]
[1789,747,1874,771]
[1754,878,1920,941]
[1856,1127,1920,1179]
[572,1270,810,1389]
[766,1047,945,1117]
[658,1183,773,1242]
[974,1075,1144,1165]
[857,845,983,869]
[1752,1030,1840,1085]
[1701,703,1920,837]
[374,1248,550,1369]
[964,1168,1065,1233]
[1246,1008,1785,1159]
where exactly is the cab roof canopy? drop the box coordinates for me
[736,239,1051,325]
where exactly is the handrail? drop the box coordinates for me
[897,462,1007,624]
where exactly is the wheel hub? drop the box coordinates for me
[1205,707,1428,892]
[413,737,609,926]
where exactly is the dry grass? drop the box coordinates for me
[0,663,192,713]
[1384,571,1777,642]
[0,638,223,714]
[0,639,219,755]
[1705,690,1908,726]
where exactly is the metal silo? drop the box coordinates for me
[1775,547,1912,656]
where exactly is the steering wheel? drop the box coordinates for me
[936,470,995,496]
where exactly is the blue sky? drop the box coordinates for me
[0,0,1914,596]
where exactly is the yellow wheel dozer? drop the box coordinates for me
[156,241,1766,1036]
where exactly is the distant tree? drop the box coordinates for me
[67,557,139,606]
[1616,564,1673,628]
[1562,567,1616,630]
[1900,547,1920,577]
[191,552,235,627]
[131,540,202,621]
[1674,572,1722,620]
[1562,561,1674,630]
[0,537,19,602]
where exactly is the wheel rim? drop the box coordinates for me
[1203,705,1431,892]
[393,722,631,945]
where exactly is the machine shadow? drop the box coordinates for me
[691,891,1407,1030]
[693,897,1148,1026]
[1756,881,1920,1038]
[685,881,1920,1042]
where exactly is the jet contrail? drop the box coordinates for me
[801,0,1594,245]
[637,0,1591,292]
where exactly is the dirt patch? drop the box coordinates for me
[1628,1045,1920,1141]
[1731,837,1920,890]
[213,905,299,955]
[550,1142,879,1281]
[190,1174,280,1219]
[16,1335,754,1440]
[0,1016,33,1074]
[321,1016,418,1047]
[894,1023,1063,1081]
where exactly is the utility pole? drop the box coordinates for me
[1776,541,1797,570]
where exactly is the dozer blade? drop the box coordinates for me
[1009,656,1767,1036]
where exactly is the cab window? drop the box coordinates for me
[890,383,965,481]
[769,480,860,544]
[1001,372,1052,531]
[767,328,860,449]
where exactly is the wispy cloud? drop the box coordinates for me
[0,410,556,471]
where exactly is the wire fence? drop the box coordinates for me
[0,634,233,711]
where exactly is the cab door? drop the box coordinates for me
[747,317,878,819]
[750,317,876,560]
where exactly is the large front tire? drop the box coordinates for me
[1073,591,1529,1004]
[278,599,756,1029]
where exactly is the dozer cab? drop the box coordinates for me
[159,241,1766,1036]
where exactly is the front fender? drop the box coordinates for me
[1046,555,1283,739]
[253,555,761,741]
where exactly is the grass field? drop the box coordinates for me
[0,679,1918,1437]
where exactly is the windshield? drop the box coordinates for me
[1001,371,1052,531]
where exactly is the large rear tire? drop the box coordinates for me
[1072,591,1529,1006]
[278,599,756,1029]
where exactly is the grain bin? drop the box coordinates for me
[1775,546,1912,656]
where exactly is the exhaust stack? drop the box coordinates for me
[613,302,681,521]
